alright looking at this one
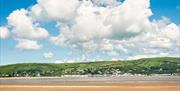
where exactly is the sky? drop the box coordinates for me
[0,0,180,65]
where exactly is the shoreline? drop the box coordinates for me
[1,83,179,91]
[1,76,179,91]
[1,75,180,79]
[0,76,180,85]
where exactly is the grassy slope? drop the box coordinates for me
[0,57,180,77]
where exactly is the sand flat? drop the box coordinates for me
[0,83,180,91]
[0,76,180,91]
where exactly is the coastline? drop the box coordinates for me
[1,76,180,91]
[1,75,180,79]
[0,83,179,91]
[0,76,180,84]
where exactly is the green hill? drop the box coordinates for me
[0,57,180,77]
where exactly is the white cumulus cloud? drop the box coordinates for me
[31,0,80,21]
[15,39,43,50]
[0,26,10,39]
[92,0,119,6]
[6,9,49,50]
[49,0,154,55]
[7,9,49,39]
[2,0,180,61]
[43,52,54,59]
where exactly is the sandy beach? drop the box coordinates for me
[0,83,180,91]
[0,76,180,91]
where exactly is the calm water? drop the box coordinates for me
[0,76,180,84]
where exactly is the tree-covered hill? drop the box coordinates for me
[0,57,180,77]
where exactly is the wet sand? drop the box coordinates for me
[0,76,180,91]
[0,83,180,91]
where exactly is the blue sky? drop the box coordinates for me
[150,0,180,23]
[0,0,179,65]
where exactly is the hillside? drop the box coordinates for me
[0,57,180,77]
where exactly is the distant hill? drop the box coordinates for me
[0,57,180,77]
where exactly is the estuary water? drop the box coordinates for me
[0,76,180,84]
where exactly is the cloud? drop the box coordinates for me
[0,26,10,39]
[6,9,49,50]
[2,0,180,61]
[15,39,43,50]
[116,17,180,58]
[31,0,80,22]
[92,0,119,6]
[43,52,54,59]
[55,54,103,63]
[126,53,172,60]
[7,9,49,39]
[49,0,154,54]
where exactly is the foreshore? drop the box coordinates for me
[0,76,180,91]
[0,76,180,83]
[0,83,179,91]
